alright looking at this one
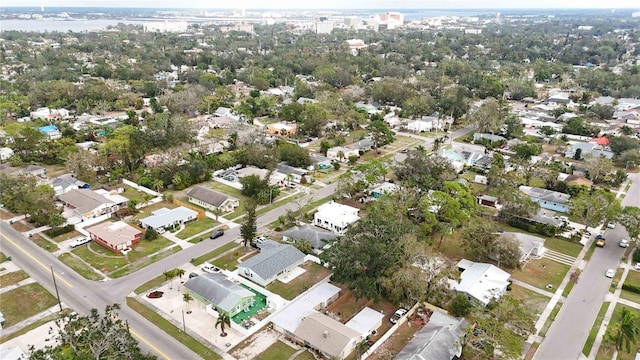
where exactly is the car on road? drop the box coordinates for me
[202,262,221,273]
[620,239,630,248]
[285,182,296,189]
[596,235,606,247]
[607,221,617,229]
[209,229,224,239]
[69,237,91,248]
[606,269,616,278]
[401,148,409,153]
[390,308,408,324]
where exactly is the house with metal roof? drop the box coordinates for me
[282,224,338,252]
[451,259,511,306]
[276,162,311,183]
[519,185,571,213]
[395,311,468,360]
[139,206,198,230]
[186,186,239,213]
[237,241,305,286]
[183,273,255,317]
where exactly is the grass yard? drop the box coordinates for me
[437,232,467,261]
[191,242,240,266]
[253,341,297,360]
[11,221,31,232]
[583,302,609,357]
[0,283,58,327]
[120,186,154,204]
[58,253,103,281]
[132,201,177,221]
[510,258,570,291]
[213,248,257,271]
[109,246,181,278]
[294,351,316,360]
[0,253,8,263]
[177,217,216,240]
[509,285,552,315]
[620,270,640,303]
[266,262,332,300]
[206,181,250,219]
[539,303,562,337]
[126,297,221,360]
[544,237,583,258]
[0,270,29,288]
[596,304,640,360]
[72,243,128,274]
[0,309,70,344]
[51,230,83,242]
[31,234,59,252]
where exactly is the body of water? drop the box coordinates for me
[0,19,144,32]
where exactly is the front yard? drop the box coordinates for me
[176,217,217,240]
[253,341,297,360]
[510,258,570,291]
[266,262,332,300]
[0,283,58,327]
[212,247,257,271]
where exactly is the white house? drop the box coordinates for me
[452,259,511,306]
[139,206,198,230]
[313,201,360,234]
[327,146,359,162]
[498,232,546,262]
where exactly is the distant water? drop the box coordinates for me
[0,19,144,32]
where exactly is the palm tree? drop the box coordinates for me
[175,268,186,284]
[183,293,193,314]
[212,207,223,221]
[337,150,345,162]
[152,179,164,193]
[614,308,640,353]
[215,312,231,337]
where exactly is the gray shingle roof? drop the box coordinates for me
[58,189,114,214]
[282,224,338,249]
[519,186,571,205]
[187,186,233,207]
[395,311,468,360]
[184,273,254,313]
[238,243,305,280]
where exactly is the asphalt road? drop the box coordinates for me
[0,181,338,359]
[534,206,635,358]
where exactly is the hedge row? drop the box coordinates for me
[44,224,75,238]
[507,219,557,237]
[622,283,640,294]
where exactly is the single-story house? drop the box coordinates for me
[267,122,297,136]
[213,107,233,117]
[297,97,319,105]
[139,206,198,230]
[369,182,400,198]
[51,174,89,196]
[473,133,506,143]
[438,148,487,173]
[327,146,360,162]
[499,232,546,262]
[478,195,498,208]
[184,273,255,317]
[452,259,511,306]
[313,201,360,234]
[237,241,306,286]
[38,125,62,140]
[86,221,142,253]
[276,163,312,183]
[187,186,239,213]
[58,189,118,220]
[272,282,341,336]
[395,311,468,360]
[565,175,593,187]
[293,313,361,359]
[282,224,339,251]
[347,137,374,153]
[22,164,47,177]
[344,307,384,338]
[564,142,614,160]
[519,185,571,213]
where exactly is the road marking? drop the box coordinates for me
[129,327,171,360]
[0,232,74,288]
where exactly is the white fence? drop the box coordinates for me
[212,177,243,190]
[122,178,163,197]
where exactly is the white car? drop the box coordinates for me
[606,269,616,278]
[607,221,617,229]
[620,239,630,248]
[634,263,640,271]
[390,308,408,324]
[202,262,221,274]
[69,237,91,248]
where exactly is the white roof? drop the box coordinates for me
[345,307,384,336]
[315,201,359,227]
[140,206,197,229]
[453,260,511,306]
[271,282,341,335]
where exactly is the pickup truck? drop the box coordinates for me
[202,262,221,274]
[69,237,91,248]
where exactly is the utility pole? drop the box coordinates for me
[50,265,63,312]
[182,310,186,333]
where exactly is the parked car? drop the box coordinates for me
[605,269,616,278]
[255,235,268,244]
[620,239,630,248]
[69,237,91,248]
[188,272,199,278]
[202,262,221,273]
[607,221,617,229]
[634,263,640,271]
[285,182,296,189]
[596,235,606,247]
[390,308,408,324]
[210,229,224,239]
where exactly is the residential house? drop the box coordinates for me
[344,307,384,338]
[498,232,545,262]
[213,107,234,118]
[276,163,311,183]
[38,125,62,140]
[395,311,468,360]
[184,273,255,317]
[547,92,570,104]
[139,206,198,230]
[327,146,359,162]
[86,221,142,253]
[293,313,361,359]
[347,137,374,153]
[237,241,306,286]
[519,185,571,213]
[355,102,381,115]
[267,122,297,136]
[187,186,239,213]
[452,259,511,306]
[282,224,339,252]
[58,189,118,220]
[369,182,400,198]
[313,201,360,234]
[438,147,488,173]
[473,133,506,143]
[477,195,498,208]
[297,97,319,105]
[50,174,89,196]
[22,165,47,177]
[30,107,70,120]
[565,174,593,187]
[564,142,614,160]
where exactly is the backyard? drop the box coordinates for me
[0,283,58,327]
[266,262,332,300]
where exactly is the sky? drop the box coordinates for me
[2,0,640,9]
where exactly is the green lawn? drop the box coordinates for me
[624,269,640,287]
[539,303,562,337]
[213,248,257,271]
[267,262,332,300]
[582,302,609,357]
[596,304,640,360]
[510,258,570,291]
[120,186,154,204]
[177,217,217,239]
[126,297,221,360]
[110,246,181,279]
[51,230,83,242]
[31,234,59,252]
[294,351,316,360]
[0,283,58,327]
[0,270,29,288]
[191,242,241,266]
[253,341,297,360]
[544,237,583,258]
[207,182,250,219]
[58,253,104,281]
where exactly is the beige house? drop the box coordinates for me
[186,186,239,213]
[293,313,361,359]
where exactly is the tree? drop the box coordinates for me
[175,268,186,283]
[239,174,267,198]
[570,189,621,229]
[145,228,159,241]
[215,312,231,337]
[29,304,156,360]
[183,293,193,314]
[278,142,311,168]
[212,207,223,221]
[605,307,640,353]
[469,97,503,134]
[619,207,640,240]
[583,154,614,183]
[163,269,177,290]
[492,234,523,269]
[394,152,457,191]
[240,200,257,248]
[319,141,331,156]
[461,220,499,262]
[609,136,640,156]
[451,294,473,317]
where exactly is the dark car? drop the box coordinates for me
[188,272,199,279]
[210,229,224,239]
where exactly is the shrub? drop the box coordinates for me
[633,249,640,263]
[622,283,640,294]
[44,224,75,238]
[450,294,473,317]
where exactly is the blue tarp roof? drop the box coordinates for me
[39,125,59,133]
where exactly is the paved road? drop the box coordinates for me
[0,181,338,359]
[534,226,629,359]
[622,172,640,208]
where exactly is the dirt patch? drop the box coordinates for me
[230,328,280,359]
